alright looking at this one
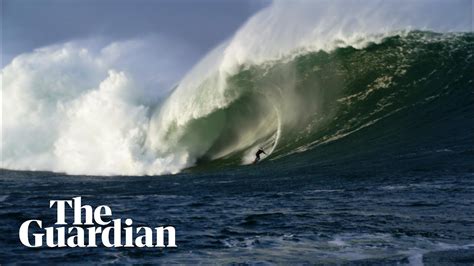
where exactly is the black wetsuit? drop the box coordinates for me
[254,149,266,163]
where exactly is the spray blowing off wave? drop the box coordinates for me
[1,0,472,175]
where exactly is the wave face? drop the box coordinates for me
[1,0,473,175]
[151,31,474,169]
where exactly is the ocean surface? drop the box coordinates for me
[1,28,473,264]
[1,158,474,264]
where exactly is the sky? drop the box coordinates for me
[2,0,472,69]
[1,0,270,67]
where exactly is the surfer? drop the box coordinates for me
[253,148,266,164]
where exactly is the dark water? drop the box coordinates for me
[1,150,474,264]
[1,31,474,264]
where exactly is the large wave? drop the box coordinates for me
[1,0,472,175]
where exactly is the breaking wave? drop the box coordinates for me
[1,0,473,175]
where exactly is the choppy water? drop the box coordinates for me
[1,153,473,264]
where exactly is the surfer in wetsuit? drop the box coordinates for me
[253,148,267,164]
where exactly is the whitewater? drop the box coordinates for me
[1,0,472,175]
